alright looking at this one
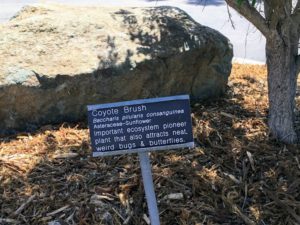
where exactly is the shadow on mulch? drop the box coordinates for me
[1,64,300,225]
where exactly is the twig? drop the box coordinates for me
[154,174,190,189]
[46,205,70,217]
[220,111,236,119]
[143,214,150,225]
[112,207,125,221]
[244,22,250,58]
[0,218,19,224]
[295,156,300,169]
[123,213,132,225]
[14,194,36,215]
[267,191,300,223]
[222,190,255,225]
[230,203,256,225]
[242,183,248,210]
[226,4,236,29]
[246,151,255,171]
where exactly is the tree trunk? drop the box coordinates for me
[266,31,298,144]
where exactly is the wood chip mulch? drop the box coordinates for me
[0,63,300,225]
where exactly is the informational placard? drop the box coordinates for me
[87,95,194,157]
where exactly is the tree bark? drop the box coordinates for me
[266,31,299,143]
[225,0,300,143]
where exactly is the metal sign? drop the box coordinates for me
[87,95,194,157]
[87,95,194,225]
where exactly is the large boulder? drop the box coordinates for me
[0,4,233,134]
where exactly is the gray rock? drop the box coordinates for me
[0,4,233,133]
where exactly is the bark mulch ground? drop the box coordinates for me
[1,64,300,225]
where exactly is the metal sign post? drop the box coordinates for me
[87,95,194,224]
[138,151,160,225]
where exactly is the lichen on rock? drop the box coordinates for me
[0,4,233,133]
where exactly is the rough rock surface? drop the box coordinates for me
[0,4,233,133]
